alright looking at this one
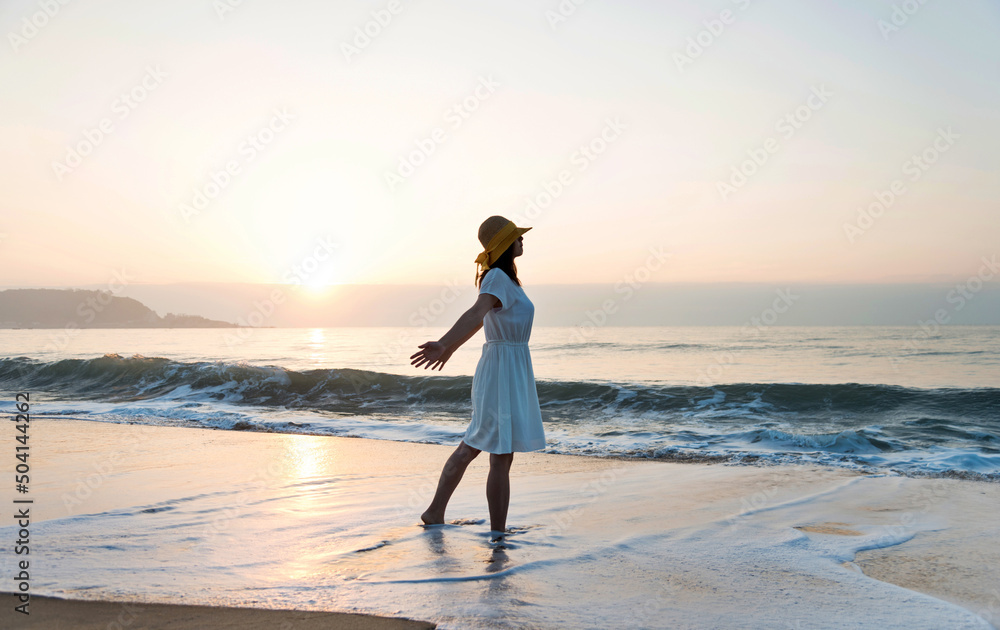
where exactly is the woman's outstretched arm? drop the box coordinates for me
[410,293,499,370]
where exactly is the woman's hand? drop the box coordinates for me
[410,341,453,371]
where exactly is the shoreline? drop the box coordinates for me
[1,418,997,628]
[34,413,1000,484]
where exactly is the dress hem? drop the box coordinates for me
[462,435,547,454]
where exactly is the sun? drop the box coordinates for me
[300,280,338,298]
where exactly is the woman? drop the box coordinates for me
[410,215,546,539]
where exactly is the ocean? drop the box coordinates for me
[1,326,998,479]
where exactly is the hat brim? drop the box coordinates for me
[477,224,532,270]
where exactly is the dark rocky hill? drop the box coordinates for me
[0,289,236,328]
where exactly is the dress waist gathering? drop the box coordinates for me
[464,266,545,454]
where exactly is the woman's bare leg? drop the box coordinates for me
[421,441,481,524]
[487,452,514,535]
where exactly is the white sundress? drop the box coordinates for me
[463,268,546,454]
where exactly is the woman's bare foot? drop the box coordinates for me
[421,509,444,525]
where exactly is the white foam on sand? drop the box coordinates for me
[1,419,997,629]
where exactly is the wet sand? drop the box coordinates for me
[0,418,997,629]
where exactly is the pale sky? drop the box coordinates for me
[1,0,998,291]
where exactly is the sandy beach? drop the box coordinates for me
[6,0,1000,628]
[2,418,998,629]
[1,594,435,629]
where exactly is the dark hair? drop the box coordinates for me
[476,242,521,288]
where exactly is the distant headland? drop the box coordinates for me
[0,289,237,328]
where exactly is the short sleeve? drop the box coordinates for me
[479,268,509,308]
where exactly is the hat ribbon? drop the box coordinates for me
[474,221,519,277]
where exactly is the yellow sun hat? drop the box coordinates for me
[474,215,531,280]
